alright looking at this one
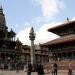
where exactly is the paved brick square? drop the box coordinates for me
[0,70,75,75]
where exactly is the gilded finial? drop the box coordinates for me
[0,4,2,10]
[67,17,69,22]
[30,27,34,34]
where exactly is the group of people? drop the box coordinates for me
[51,62,73,75]
[27,63,44,75]
[26,62,58,75]
[24,62,73,75]
[27,62,58,75]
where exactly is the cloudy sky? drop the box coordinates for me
[1,0,75,45]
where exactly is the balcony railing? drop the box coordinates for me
[51,46,75,51]
[0,48,21,53]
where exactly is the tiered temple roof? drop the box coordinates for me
[41,20,75,47]
[48,20,75,36]
[42,34,75,46]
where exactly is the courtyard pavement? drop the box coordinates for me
[0,70,75,75]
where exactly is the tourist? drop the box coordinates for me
[16,61,19,72]
[68,63,72,75]
[37,63,44,75]
[24,65,27,72]
[53,63,58,75]
[51,63,54,75]
[1,62,4,70]
[27,63,32,75]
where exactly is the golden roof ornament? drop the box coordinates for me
[0,5,2,10]
[67,17,69,22]
[30,27,34,34]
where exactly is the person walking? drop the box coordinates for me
[51,63,54,75]
[27,63,32,75]
[16,62,19,72]
[53,63,58,75]
[68,63,72,75]
[37,63,44,75]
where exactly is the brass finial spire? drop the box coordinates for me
[67,17,69,22]
[0,4,3,14]
[0,4,3,10]
[30,27,34,34]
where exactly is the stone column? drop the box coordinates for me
[29,27,35,66]
[31,40,35,65]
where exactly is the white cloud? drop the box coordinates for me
[11,24,19,29]
[72,17,75,21]
[16,0,65,45]
[35,22,61,44]
[33,0,65,18]
[16,22,61,45]
[24,22,30,27]
[16,27,31,45]
[31,16,42,25]
[14,24,19,28]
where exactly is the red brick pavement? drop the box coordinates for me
[0,70,75,75]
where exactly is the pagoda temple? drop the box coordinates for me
[0,6,23,69]
[40,20,75,70]
[41,20,75,61]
